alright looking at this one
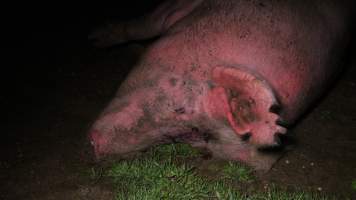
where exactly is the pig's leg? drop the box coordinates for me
[89,0,203,47]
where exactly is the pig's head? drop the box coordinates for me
[87,65,287,171]
[88,98,148,159]
[203,66,287,149]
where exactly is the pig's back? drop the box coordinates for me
[162,0,352,123]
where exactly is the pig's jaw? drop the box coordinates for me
[203,66,287,148]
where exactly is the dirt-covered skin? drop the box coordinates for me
[1,1,355,199]
[89,0,354,171]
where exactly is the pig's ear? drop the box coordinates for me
[210,66,287,147]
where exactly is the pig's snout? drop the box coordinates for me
[89,130,110,159]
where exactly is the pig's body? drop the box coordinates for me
[89,0,353,170]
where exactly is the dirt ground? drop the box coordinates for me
[1,2,356,199]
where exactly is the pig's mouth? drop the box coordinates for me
[211,66,287,147]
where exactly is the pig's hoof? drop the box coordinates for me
[212,66,287,147]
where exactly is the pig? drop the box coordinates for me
[88,0,354,171]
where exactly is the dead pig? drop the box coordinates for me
[88,0,354,170]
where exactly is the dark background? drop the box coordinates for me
[2,2,165,199]
[3,1,163,136]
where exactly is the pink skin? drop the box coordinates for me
[89,0,352,171]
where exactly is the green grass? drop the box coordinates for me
[221,161,252,182]
[352,180,356,191]
[92,143,329,200]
